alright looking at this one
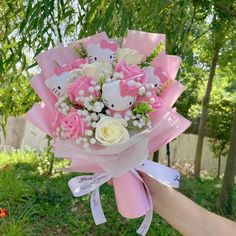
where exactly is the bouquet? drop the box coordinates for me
[26,30,191,235]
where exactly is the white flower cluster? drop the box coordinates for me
[117,48,143,65]
[75,109,100,151]
[138,83,156,104]
[55,94,70,115]
[129,113,151,129]
[74,82,104,113]
[81,62,113,82]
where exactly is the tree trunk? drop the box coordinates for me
[48,153,55,176]
[153,150,159,163]
[217,155,221,179]
[218,107,236,213]
[46,135,54,176]
[194,43,221,176]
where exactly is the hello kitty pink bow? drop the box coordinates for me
[154,67,169,84]
[100,39,118,51]
[54,58,87,75]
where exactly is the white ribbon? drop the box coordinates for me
[68,160,180,235]
[135,160,180,188]
[131,169,153,236]
[68,172,111,226]
[90,188,106,225]
[68,172,112,197]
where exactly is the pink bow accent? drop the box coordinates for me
[100,39,118,52]
[54,58,86,75]
[154,67,169,84]
[120,80,139,97]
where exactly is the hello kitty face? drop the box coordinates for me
[45,72,75,97]
[144,66,169,89]
[102,80,138,112]
[87,39,118,64]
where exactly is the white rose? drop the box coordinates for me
[81,62,112,81]
[117,48,143,65]
[95,116,129,146]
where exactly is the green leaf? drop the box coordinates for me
[74,42,88,58]
[140,42,165,68]
[133,102,154,116]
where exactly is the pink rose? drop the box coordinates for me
[60,110,85,139]
[68,76,98,103]
[115,61,147,83]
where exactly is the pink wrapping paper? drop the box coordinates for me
[113,171,150,218]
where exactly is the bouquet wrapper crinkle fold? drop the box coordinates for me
[26,30,191,235]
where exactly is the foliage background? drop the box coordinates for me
[0,150,235,235]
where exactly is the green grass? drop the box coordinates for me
[0,150,235,236]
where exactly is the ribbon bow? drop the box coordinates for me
[100,39,118,52]
[54,59,86,75]
[154,67,169,84]
[68,160,180,236]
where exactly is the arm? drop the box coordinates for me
[141,173,236,236]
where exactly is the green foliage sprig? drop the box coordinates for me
[157,79,174,96]
[133,102,154,116]
[126,102,154,131]
[140,42,164,68]
[74,42,88,58]
[132,102,154,125]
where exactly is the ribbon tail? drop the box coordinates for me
[130,169,153,236]
[135,160,180,188]
[134,160,181,235]
[137,209,153,236]
[90,188,107,225]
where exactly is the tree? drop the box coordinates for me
[194,19,224,176]
[217,78,236,213]
[207,80,234,178]
[218,106,236,213]
[193,1,236,176]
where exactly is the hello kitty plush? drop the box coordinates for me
[45,59,86,97]
[144,66,170,89]
[86,39,118,64]
[45,72,73,97]
[102,80,139,118]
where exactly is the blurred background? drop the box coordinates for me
[0,0,235,235]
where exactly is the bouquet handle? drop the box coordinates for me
[113,171,150,218]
